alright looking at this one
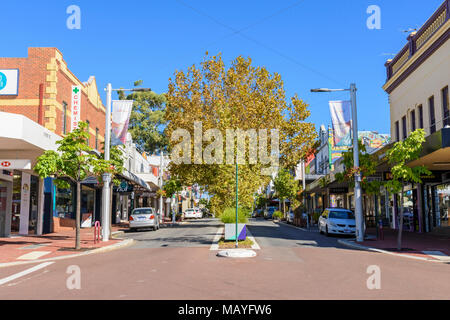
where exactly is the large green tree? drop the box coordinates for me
[34,122,123,250]
[165,53,316,215]
[118,80,167,154]
[385,129,431,251]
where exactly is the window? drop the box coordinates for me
[418,105,424,129]
[95,128,99,150]
[86,120,90,145]
[395,121,400,142]
[442,86,449,127]
[410,110,416,132]
[429,96,436,134]
[62,102,67,134]
[402,116,407,140]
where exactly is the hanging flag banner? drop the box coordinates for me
[71,85,82,132]
[329,100,352,147]
[111,100,133,145]
[19,172,31,235]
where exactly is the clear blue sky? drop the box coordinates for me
[0,0,444,134]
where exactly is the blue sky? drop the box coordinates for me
[0,0,444,134]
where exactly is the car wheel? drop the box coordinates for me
[319,225,323,234]
[130,228,136,232]
[325,226,330,237]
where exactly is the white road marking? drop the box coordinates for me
[17,251,51,260]
[0,262,54,286]
[210,227,224,251]
[422,251,450,261]
[246,229,260,250]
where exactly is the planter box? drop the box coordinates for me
[224,223,247,241]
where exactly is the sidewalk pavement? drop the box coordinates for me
[0,225,129,266]
[339,228,450,263]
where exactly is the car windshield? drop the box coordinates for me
[329,211,354,219]
[132,209,152,215]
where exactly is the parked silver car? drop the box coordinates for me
[129,207,160,231]
[318,208,355,236]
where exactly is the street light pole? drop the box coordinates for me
[349,83,364,242]
[159,150,164,223]
[235,160,238,248]
[101,85,151,242]
[311,83,364,242]
[101,83,112,242]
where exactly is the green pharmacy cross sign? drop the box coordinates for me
[73,87,80,94]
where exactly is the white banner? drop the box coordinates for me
[111,100,133,145]
[19,172,31,235]
[329,100,352,147]
[71,85,82,132]
[0,69,19,96]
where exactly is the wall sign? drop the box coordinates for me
[0,69,19,96]
[71,85,81,131]
[0,159,31,170]
[19,172,31,235]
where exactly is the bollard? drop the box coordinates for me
[94,221,101,244]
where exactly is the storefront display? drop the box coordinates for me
[436,184,449,228]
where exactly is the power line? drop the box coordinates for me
[175,0,346,87]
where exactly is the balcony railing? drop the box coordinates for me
[386,1,449,80]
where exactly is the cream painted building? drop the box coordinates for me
[382,1,450,234]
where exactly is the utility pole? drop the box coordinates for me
[101,85,151,242]
[159,150,164,223]
[311,83,364,242]
[101,83,112,242]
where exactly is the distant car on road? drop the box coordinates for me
[129,207,159,232]
[184,208,203,219]
[318,208,355,236]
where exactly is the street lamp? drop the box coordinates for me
[102,84,151,242]
[310,83,364,242]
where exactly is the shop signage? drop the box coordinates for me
[0,159,31,170]
[71,85,82,131]
[114,182,134,193]
[0,69,19,96]
[329,187,348,194]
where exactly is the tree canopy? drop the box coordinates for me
[165,53,317,214]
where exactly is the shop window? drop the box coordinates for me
[56,184,74,219]
[95,128,99,150]
[62,102,68,134]
[86,120,90,146]
[436,184,449,228]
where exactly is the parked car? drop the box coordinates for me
[184,208,202,219]
[129,207,159,231]
[264,206,277,219]
[318,208,355,236]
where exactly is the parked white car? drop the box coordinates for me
[129,207,159,232]
[318,208,356,236]
[184,208,203,219]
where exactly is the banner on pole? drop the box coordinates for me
[329,100,352,147]
[111,100,133,146]
[71,86,82,132]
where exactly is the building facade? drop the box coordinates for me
[382,0,450,234]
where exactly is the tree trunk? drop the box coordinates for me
[75,181,81,250]
[283,199,286,219]
[397,183,404,251]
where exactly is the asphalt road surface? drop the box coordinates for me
[0,218,449,299]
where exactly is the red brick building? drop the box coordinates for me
[0,47,106,149]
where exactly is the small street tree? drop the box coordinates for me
[385,129,431,251]
[34,122,122,250]
[273,168,299,217]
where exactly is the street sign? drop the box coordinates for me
[0,159,31,170]
[71,85,81,131]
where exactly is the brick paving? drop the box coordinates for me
[0,226,123,264]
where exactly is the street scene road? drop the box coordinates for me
[0,218,448,300]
